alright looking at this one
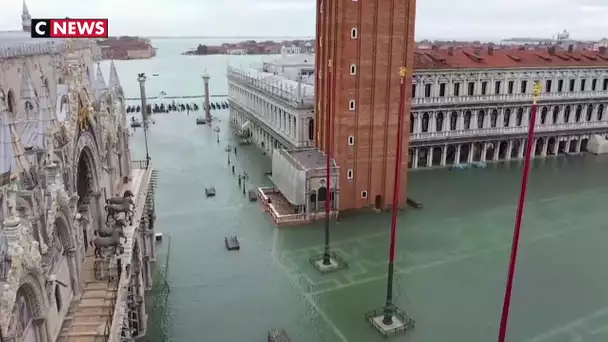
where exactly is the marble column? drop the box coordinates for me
[91,191,104,233]
[33,317,50,342]
[467,143,474,163]
[413,149,419,168]
[66,250,81,295]
[455,145,461,164]
[440,145,447,166]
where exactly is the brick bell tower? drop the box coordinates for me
[314,0,417,210]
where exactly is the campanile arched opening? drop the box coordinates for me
[76,145,96,251]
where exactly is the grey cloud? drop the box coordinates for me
[0,0,605,39]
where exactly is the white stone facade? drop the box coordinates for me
[0,12,157,342]
[227,65,315,155]
[409,68,608,168]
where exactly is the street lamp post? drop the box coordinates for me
[242,172,249,195]
[214,127,220,143]
[137,73,151,167]
[225,145,232,165]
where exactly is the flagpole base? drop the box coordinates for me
[309,251,348,274]
[364,306,414,338]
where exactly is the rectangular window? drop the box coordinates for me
[467,82,475,95]
[481,81,487,95]
[351,28,358,39]
[603,78,608,91]
[453,83,460,96]
[508,81,514,94]
[592,79,597,91]
[411,84,416,98]
[580,79,586,91]
[348,100,356,110]
[439,83,446,97]
[494,81,501,94]
[558,79,564,92]
[350,64,356,75]
[569,79,575,91]
[361,190,367,198]
[545,80,552,92]
[347,169,353,179]
[348,136,355,145]
[520,80,527,93]
[424,84,431,97]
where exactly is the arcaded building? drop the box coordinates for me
[314,0,417,210]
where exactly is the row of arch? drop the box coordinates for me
[411,104,606,133]
[409,135,590,168]
[3,139,100,340]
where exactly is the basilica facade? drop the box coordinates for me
[0,4,157,342]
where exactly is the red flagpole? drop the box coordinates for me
[382,67,408,324]
[497,81,542,341]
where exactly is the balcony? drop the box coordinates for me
[410,121,608,142]
[413,90,608,107]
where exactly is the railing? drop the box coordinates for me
[410,121,608,141]
[131,160,149,170]
[103,265,120,341]
[412,90,608,107]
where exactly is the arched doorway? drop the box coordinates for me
[374,195,382,210]
[6,89,15,114]
[76,146,96,251]
[6,279,45,342]
[309,190,317,211]
[535,138,545,156]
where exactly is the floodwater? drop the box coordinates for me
[106,38,608,342]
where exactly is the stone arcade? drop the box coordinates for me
[0,5,157,342]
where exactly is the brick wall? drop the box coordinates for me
[315,0,416,210]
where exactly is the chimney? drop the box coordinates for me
[548,46,556,55]
[568,44,574,53]
[487,46,494,55]
[431,44,439,51]
[448,47,454,56]
[599,46,607,55]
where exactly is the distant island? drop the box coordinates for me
[182,40,314,56]
[97,36,157,60]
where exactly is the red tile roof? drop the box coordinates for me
[414,47,608,70]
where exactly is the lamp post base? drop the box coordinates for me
[364,306,414,338]
[308,252,348,274]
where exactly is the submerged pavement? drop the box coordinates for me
[131,109,608,342]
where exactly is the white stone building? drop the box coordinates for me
[0,4,158,342]
[227,54,316,154]
[230,47,608,170]
[409,46,608,168]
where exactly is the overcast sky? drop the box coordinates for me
[1,0,607,40]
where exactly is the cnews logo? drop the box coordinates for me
[31,18,109,38]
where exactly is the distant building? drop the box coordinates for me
[281,45,301,54]
[226,48,247,55]
[98,38,156,60]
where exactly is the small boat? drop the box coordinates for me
[268,329,290,342]
[152,73,159,76]
[196,117,207,125]
[130,120,142,128]
[205,187,216,197]
[225,236,240,251]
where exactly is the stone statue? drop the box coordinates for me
[105,200,134,224]
[95,218,126,237]
[91,229,125,258]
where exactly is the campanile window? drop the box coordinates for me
[351,28,358,39]
[350,64,357,75]
[347,169,353,179]
[349,100,356,110]
[348,136,355,145]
